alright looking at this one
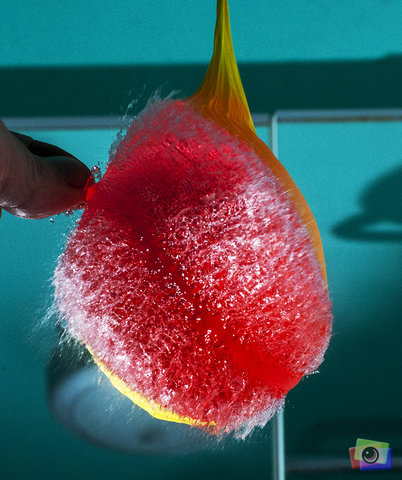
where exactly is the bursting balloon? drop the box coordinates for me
[54,0,332,437]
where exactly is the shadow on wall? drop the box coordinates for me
[333,164,402,241]
[1,55,402,117]
[296,417,402,455]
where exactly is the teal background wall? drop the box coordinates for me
[0,0,401,117]
[1,1,402,479]
[0,0,401,66]
[280,121,402,471]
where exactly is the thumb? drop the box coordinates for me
[0,122,91,219]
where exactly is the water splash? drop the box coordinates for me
[90,165,102,181]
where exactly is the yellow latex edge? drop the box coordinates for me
[88,346,214,428]
[189,0,327,283]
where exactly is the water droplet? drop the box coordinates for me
[64,209,74,217]
[49,217,55,224]
[91,165,102,181]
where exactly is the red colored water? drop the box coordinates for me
[55,99,332,435]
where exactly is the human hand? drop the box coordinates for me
[0,119,91,220]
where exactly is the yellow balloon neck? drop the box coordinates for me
[189,0,256,135]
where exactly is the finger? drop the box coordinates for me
[8,130,89,189]
[2,154,91,219]
[1,124,91,219]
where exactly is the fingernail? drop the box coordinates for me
[30,139,77,159]
[53,157,91,189]
[10,131,34,148]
